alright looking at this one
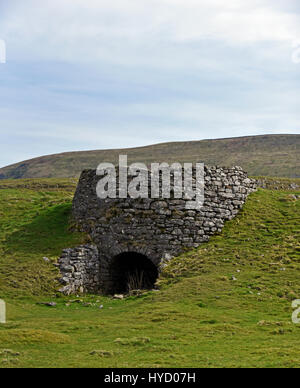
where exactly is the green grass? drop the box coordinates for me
[0,182,84,297]
[0,179,299,367]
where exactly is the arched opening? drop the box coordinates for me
[108,252,159,294]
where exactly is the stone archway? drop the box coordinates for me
[108,252,159,294]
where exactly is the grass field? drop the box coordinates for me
[0,179,299,368]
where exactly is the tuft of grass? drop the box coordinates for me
[114,337,151,346]
[89,350,114,357]
[0,330,72,345]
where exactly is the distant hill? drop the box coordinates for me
[0,134,299,179]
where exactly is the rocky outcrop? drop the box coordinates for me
[257,178,299,191]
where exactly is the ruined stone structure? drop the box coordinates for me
[59,166,256,295]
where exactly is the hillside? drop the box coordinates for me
[0,134,299,180]
[0,178,299,367]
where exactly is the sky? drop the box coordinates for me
[0,0,300,168]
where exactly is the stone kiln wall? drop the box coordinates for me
[59,166,257,294]
[58,245,100,295]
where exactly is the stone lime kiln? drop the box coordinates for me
[59,165,256,295]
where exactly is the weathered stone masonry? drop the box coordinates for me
[59,245,100,294]
[59,166,257,295]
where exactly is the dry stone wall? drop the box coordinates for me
[58,245,100,295]
[59,166,257,294]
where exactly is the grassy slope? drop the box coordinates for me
[0,179,299,368]
[0,134,300,180]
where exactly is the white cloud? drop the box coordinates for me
[1,0,300,66]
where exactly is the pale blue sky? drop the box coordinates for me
[0,0,300,167]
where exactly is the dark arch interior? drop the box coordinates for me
[109,252,159,294]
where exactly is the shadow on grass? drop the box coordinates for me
[5,204,84,257]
